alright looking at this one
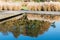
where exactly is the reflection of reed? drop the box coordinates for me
[0,14,55,37]
[27,13,60,22]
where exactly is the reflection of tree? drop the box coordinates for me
[0,14,55,37]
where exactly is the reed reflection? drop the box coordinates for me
[0,15,55,38]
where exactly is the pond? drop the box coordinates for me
[0,14,60,40]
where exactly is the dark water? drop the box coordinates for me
[0,16,60,40]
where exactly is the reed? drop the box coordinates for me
[0,2,60,11]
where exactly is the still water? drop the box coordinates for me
[0,15,60,40]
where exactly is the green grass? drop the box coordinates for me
[21,6,28,10]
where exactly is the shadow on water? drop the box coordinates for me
[0,14,56,38]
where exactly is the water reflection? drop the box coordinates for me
[0,15,55,38]
[51,22,56,28]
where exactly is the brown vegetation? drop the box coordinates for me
[0,2,60,11]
